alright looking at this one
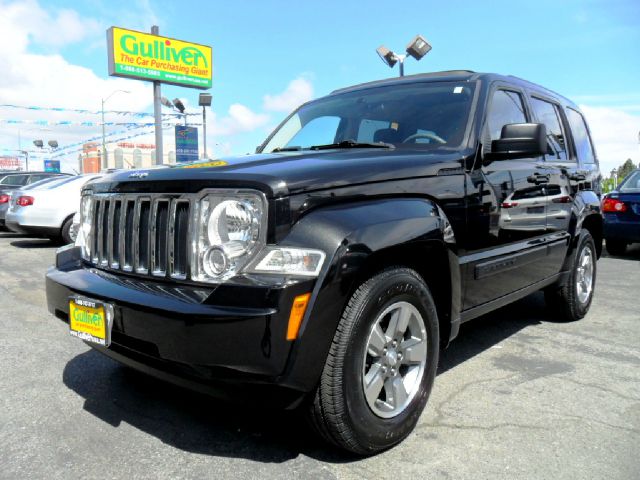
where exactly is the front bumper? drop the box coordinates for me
[46,247,317,408]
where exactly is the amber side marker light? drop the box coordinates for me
[287,293,311,340]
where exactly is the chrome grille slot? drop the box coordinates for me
[99,200,111,266]
[151,199,170,276]
[88,193,192,281]
[109,200,122,268]
[122,200,135,271]
[171,201,190,278]
[135,199,151,274]
[91,199,102,264]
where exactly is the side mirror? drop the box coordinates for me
[486,123,547,161]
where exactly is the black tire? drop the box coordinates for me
[605,238,627,256]
[545,232,597,322]
[307,267,439,455]
[60,216,74,245]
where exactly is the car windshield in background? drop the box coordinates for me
[41,175,94,189]
[23,176,66,190]
[619,171,640,193]
[261,81,476,153]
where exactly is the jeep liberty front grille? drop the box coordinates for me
[88,194,192,280]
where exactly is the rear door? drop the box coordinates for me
[528,95,574,240]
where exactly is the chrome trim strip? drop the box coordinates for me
[167,199,177,278]
[97,199,106,266]
[108,199,119,269]
[133,197,149,274]
[149,197,172,277]
[118,198,129,271]
[169,199,189,280]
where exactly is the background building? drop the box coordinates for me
[80,142,176,173]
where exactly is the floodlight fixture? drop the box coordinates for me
[161,97,174,109]
[376,45,397,68]
[375,34,432,77]
[198,93,212,107]
[33,140,44,148]
[47,140,58,149]
[405,34,432,60]
[172,98,186,114]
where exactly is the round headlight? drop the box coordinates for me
[207,199,257,246]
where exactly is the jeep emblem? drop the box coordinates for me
[129,172,148,179]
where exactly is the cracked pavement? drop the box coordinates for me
[0,232,639,479]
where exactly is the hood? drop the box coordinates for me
[91,147,469,198]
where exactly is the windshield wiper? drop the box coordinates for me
[309,140,394,151]
[271,146,303,152]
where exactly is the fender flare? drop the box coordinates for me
[275,197,459,392]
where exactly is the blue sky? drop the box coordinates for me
[0,0,639,173]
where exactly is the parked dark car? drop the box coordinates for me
[46,71,602,455]
[602,169,640,254]
[0,171,70,191]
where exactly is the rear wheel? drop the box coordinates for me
[307,267,439,455]
[545,232,597,321]
[605,238,627,256]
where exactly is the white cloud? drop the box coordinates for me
[0,0,153,172]
[0,0,100,49]
[263,77,314,112]
[579,105,640,175]
[0,1,315,170]
[209,104,270,136]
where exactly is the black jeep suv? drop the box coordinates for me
[46,71,602,454]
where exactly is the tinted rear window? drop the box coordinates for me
[0,174,29,186]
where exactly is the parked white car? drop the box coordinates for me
[5,174,102,243]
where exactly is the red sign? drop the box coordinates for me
[116,142,155,149]
[0,156,22,169]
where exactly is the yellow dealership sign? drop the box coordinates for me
[107,27,212,89]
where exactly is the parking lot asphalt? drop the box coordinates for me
[0,231,639,480]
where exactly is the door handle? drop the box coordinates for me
[568,172,586,182]
[527,174,550,185]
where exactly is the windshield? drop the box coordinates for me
[619,170,640,193]
[23,176,65,190]
[261,81,476,153]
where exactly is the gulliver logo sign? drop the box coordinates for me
[107,27,212,89]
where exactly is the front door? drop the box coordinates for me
[462,86,561,310]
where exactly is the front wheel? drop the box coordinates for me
[545,232,597,321]
[307,267,439,455]
[60,216,74,245]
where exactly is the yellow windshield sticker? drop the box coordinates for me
[181,160,228,169]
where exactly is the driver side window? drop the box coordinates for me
[487,90,528,141]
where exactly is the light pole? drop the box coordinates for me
[33,139,58,171]
[199,93,212,158]
[376,34,432,77]
[101,89,129,170]
[19,150,29,171]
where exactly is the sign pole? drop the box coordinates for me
[151,25,163,165]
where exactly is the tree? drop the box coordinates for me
[617,158,636,182]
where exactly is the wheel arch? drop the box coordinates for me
[276,197,461,392]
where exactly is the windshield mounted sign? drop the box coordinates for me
[107,27,212,89]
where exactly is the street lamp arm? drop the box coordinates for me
[102,89,130,104]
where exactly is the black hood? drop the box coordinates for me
[91,147,469,198]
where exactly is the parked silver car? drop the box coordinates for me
[5,174,101,243]
[0,176,68,229]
